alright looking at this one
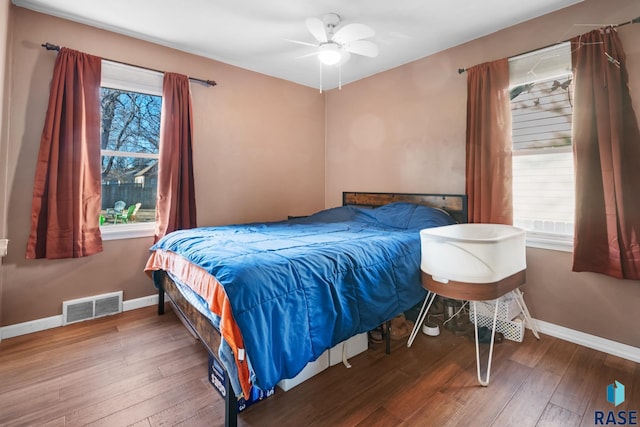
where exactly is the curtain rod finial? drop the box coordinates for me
[458,68,467,74]
[42,42,61,51]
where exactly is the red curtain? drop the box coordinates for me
[155,73,197,241]
[571,28,640,280]
[26,48,103,259]
[465,58,513,224]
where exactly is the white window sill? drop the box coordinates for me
[525,231,573,253]
[100,222,155,241]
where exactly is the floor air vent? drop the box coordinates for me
[63,291,123,325]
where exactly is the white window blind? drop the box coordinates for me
[101,60,163,96]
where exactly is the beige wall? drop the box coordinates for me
[325,0,640,347]
[0,1,9,237]
[0,0,12,331]
[0,7,325,326]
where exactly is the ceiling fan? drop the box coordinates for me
[290,13,379,66]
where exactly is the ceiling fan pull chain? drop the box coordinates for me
[319,62,323,93]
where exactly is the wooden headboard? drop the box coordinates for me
[342,191,468,224]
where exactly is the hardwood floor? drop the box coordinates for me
[0,305,637,427]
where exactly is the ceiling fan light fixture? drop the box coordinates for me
[317,43,342,65]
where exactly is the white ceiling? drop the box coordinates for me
[13,0,583,91]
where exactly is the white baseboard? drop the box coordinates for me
[530,318,640,363]
[1,314,64,339]
[123,294,159,311]
[2,301,638,364]
[0,293,160,341]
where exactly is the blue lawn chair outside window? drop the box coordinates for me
[106,200,126,224]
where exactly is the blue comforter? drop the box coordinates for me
[151,202,456,391]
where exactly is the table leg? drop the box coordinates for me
[407,291,437,348]
[473,300,499,386]
[512,288,540,339]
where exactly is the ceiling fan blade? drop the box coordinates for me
[296,51,319,59]
[285,39,318,48]
[344,40,379,57]
[305,17,328,43]
[332,23,374,44]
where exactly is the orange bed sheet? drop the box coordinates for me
[145,249,253,399]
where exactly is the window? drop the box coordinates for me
[509,42,574,251]
[99,61,163,239]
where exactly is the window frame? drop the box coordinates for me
[99,60,162,241]
[509,42,574,252]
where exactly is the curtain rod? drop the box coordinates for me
[457,16,640,74]
[41,42,217,87]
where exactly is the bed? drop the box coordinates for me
[145,191,467,427]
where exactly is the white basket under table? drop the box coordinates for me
[407,224,540,386]
[469,295,525,342]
